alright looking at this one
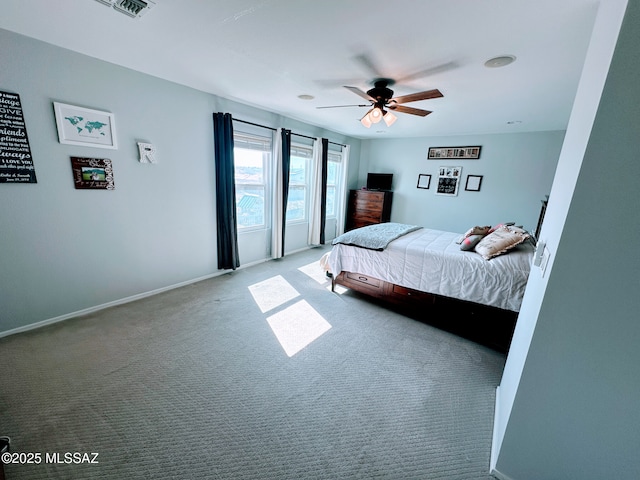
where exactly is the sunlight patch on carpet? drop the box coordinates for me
[327,283,348,294]
[248,275,300,313]
[298,261,330,285]
[266,300,332,357]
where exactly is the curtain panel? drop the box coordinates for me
[213,112,240,270]
[308,137,329,245]
[272,128,291,259]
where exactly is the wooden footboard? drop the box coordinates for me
[332,271,435,307]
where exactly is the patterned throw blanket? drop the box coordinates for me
[332,223,423,251]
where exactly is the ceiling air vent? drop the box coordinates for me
[93,0,156,19]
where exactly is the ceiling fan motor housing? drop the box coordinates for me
[367,79,395,105]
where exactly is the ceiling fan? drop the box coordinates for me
[318,78,443,128]
[316,53,451,127]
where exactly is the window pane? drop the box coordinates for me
[235,149,264,184]
[289,155,306,185]
[326,186,336,217]
[327,161,338,185]
[286,185,306,222]
[287,148,309,222]
[236,185,265,228]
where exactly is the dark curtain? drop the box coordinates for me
[279,128,292,255]
[213,112,240,270]
[319,138,329,244]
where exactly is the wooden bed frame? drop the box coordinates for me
[331,271,436,308]
[330,270,518,352]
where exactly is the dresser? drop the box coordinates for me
[346,189,393,231]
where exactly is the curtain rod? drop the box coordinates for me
[231,117,346,148]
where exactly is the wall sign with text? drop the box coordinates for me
[0,90,37,183]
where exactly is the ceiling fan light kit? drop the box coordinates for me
[360,113,373,128]
[322,77,443,129]
[383,110,397,127]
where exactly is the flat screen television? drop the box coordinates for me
[366,173,393,191]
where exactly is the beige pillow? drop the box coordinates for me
[475,226,530,260]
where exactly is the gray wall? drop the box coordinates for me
[494,0,640,478]
[0,29,360,333]
[359,132,563,233]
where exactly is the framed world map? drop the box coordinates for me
[54,102,117,149]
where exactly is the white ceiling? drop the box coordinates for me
[1,0,600,139]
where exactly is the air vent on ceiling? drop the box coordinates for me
[94,0,156,19]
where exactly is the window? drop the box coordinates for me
[287,144,311,223]
[234,133,272,229]
[326,151,344,218]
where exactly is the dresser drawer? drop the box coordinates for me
[391,284,434,303]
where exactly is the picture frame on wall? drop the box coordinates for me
[465,175,483,192]
[54,102,118,149]
[436,166,462,196]
[417,174,431,189]
[70,157,115,190]
[427,146,481,159]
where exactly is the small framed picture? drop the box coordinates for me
[465,175,483,192]
[436,166,462,196]
[417,174,431,189]
[70,157,115,190]
[54,102,117,149]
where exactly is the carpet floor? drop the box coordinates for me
[0,246,506,479]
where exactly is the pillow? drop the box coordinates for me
[488,221,516,234]
[460,234,485,251]
[475,226,530,260]
[456,225,491,244]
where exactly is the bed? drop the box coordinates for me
[326,223,535,313]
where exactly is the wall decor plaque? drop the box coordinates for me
[436,166,462,196]
[0,90,37,183]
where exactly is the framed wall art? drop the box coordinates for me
[465,175,483,192]
[417,174,431,189]
[436,166,462,196]
[70,157,115,190]
[427,146,481,159]
[54,102,117,149]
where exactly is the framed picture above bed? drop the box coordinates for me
[427,146,481,159]
[465,175,483,192]
[417,174,431,189]
[436,166,462,196]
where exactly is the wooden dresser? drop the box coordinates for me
[346,189,393,231]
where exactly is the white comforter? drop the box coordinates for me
[328,228,534,312]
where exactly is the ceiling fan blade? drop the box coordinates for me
[344,86,375,101]
[395,61,458,83]
[388,104,433,117]
[352,52,385,78]
[391,89,443,105]
[316,104,370,109]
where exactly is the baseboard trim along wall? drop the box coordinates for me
[489,386,516,480]
[0,271,224,339]
[0,246,318,340]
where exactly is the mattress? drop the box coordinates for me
[328,228,534,311]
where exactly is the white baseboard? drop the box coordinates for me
[490,468,515,480]
[490,386,515,480]
[0,246,320,340]
[0,271,224,339]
